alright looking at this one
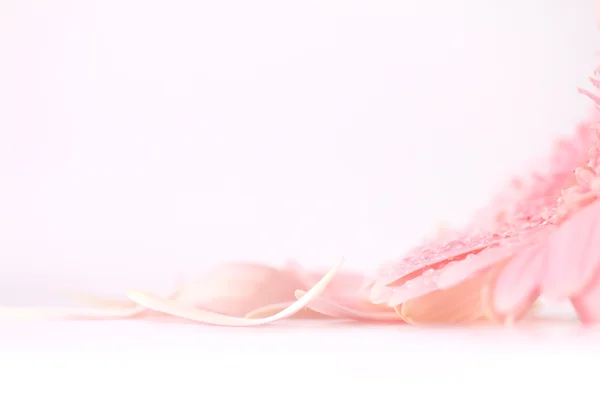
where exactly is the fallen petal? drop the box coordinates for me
[173,262,304,317]
[126,258,344,326]
[284,259,366,295]
[244,302,328,319]
[294,290,402,321]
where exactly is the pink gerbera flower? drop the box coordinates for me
[361,69,600,325]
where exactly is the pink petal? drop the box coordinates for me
[435,245,519,289]
[544,201,600,300]
[385,268,443,306]
[579,88,600,108]
[571,269,600,324]
[590,76,600,90]
[487,244,546,320]
[172,262,304,317]
[244,302,328,319]
[375,240,489,288]
[384,244,518,307]
[126,259,345,326]
[575,167,595,187]
[398,268,491,325]
[368,282,395,304]
[0,262,305,321]
[294,290,402,321]
[284,259,366,296]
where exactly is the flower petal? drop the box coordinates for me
[544,201,600,299]
[398,269,490,325]
[126,258,344,326]
[244,302,328,319]
[571,269,600,324]
[384,244,518,308]
[284,259,366,295]
[485,244,545,321]
[294,290,402,321]
[172,262,304,317]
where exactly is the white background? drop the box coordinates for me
[2,319,600,398]
[2,1,600,396]
[1,0,598,305]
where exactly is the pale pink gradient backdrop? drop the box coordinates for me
[0,0,598,305]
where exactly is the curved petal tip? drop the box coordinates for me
[126,258,345,326]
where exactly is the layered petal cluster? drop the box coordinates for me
[365,69,600,325]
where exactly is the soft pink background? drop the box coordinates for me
[0,0,598,305]
[2,3,600,396]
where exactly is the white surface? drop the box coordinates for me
[2,318,599,398]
